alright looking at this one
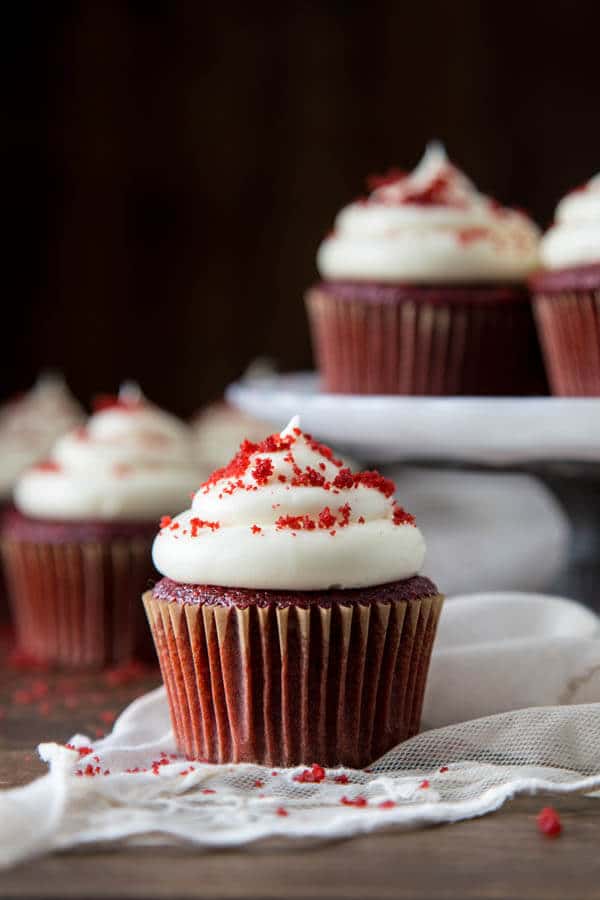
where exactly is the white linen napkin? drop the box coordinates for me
[1,591,600,868]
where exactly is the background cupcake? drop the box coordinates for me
[307,143,544,396]
[2,384,199,667]
[0,373,82,619]
[532,174,600,395]
[144,417,443,768]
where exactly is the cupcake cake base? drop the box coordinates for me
[144,576,443,768]
[2,510,157,667]
[307,281,546,396]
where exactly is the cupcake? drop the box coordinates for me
[0,373,83,618]
[2,385,199,667]
[144,418,443,768]
[192,402,273,477]
[531,174,600,395]
[307,143,543,395]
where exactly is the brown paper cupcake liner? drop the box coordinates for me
[533,289,600,395]
[306,287,543,395]
[2,536,155,667]
[144,591,444,768]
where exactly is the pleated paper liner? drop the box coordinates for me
[534,289,600,395]
[2,535,156,667]
[306,286,544,395]
[144,589,444,768]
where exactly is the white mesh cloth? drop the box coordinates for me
[2,591,600,868]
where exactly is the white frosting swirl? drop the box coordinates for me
[152,417,425,590]
[15,385,199,521]
[540,174,600,269]
[317,143,540,284]
[0,374,83,501]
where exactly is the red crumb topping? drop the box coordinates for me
[338,503,351,527]
[332,467,354,490]
[402,171,463,207]
[159,515,172,529]
[66,744,93,758]
[190,517,220,536]
[367,168,406,191]
[93,394,144,413]
[353,471,396,498]
[276,807,289,817]
[419,779,430,789]
[34,460,61,473]
[304,434,343,467]
[457,226,490,244]
[334,774,349,785]
[251,524,262,534]
[253,779,264,789]
[291,466,327,488]
[379,800,397,809]
[341,796,368,807]
[537,807,562,837]
[318,507,336,529]
[439,766,449,773]
[293,763,326,784]
[202,788,216,794]
[393,504,416,526]
[251,457,274,485]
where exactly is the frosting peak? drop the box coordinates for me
[14,385,199,521]
[0,373,83,500]
[152,418,425,590]
[317,143,540,284]
[540,173,600,269]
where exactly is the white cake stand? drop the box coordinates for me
[227,372,600,604]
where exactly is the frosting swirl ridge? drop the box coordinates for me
[15,385,199,521]
[540,174,600,269]
[152,417,425,590]
[317,143,539,284]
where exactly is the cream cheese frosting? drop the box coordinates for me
[14,384,199,521]
[317,143,540,284]
[0,373,83,501]
[540,174,600,269]
[152,417,425,590]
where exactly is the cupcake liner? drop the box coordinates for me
[144,591,444,768]
[533,289,600,395]
[2,536,155,667]
[306,287,543,395]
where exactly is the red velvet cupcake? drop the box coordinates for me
[307,143,544,396]
[0,374,83,620]
[532,174,600,395]
[144,418,443,768]
[2,385,199,667]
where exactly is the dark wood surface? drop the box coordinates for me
[1,631,600,900]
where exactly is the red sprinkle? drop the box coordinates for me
[334,774,349,785]
[34,460,61,473]
[419,779,430,789]
[251,457,274,485]
[293,763,326,784]
[379,800,397,809]
[318,507,336,530]
[439,766,449,773]
[159,515,172,529]
[202,788,216,794]
[251,525,262,534]
[190,517,220,536]
[341,796,368,807]
[66,744,93,758]
[393,504,416,526]
[276,807,289,817]
[537,807,562,837]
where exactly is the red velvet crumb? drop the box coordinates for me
[537,807,562,837]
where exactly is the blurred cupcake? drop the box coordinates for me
[0,373,82,618]
[0,373,83,508]
[307,143,543,395]
[2,384,199,667]
[192,402,272,476]
[531,174,600,395]
[144,417,443,768]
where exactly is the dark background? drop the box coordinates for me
[4,1,600,415]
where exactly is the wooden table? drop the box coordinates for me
[1,631,599,900]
